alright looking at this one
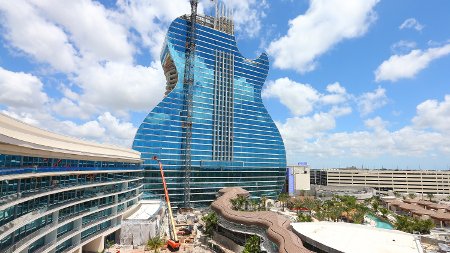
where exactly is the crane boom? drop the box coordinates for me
[153,156,180,250]
[182,0,198,208]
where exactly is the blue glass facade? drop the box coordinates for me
[133,15,286,206]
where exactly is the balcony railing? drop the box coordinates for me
[7,192,141,253]
[0,166,142,177]
[0,184,142,242]
[0,176,143,208]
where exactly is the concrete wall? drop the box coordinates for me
[213,232,243,253]
[83,236,104,253]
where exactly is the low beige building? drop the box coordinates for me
[311,168,450,195]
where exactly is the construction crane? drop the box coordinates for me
[182,0,198,208]
[153,156,180,251]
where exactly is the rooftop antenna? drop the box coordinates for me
[213,0,218,29]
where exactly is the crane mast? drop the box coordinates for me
[182,0,198,208]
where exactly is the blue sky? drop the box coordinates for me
[0,0,449,169]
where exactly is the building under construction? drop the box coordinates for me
[133,0,287,207]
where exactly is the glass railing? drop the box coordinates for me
[0,175,141,208]
[6,192,141,253]
[0,184,142,241]
[0,166,142,176]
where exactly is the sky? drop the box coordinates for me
[0,0,449,170]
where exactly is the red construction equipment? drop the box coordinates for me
[153,156,180,251]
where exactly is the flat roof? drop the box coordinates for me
[292,222,422,253]
[0,113,140,162]
[126,200,162,220]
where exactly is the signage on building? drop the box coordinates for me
[298,162,308,166]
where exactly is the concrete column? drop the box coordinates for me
[52,210,59,225]
[45,227,57,246]
[83,235,104,253]
[74,217,82,231]
[72,233,81,248]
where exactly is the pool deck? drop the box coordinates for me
[292,222,423,253]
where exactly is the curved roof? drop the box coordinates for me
[0,113,140,162]
[292,222,421,253]
[211,187,311,253]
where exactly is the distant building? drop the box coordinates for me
[0,113,142,253]
[310,169,327,186]
[312,185,375,200]
[287,165,310,196]
[310,168,450,195]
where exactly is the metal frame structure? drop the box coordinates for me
[181,0,198,208]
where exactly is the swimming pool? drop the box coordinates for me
[366,214,394,230]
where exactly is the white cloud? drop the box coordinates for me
[278,95,450,165]
[98,112,137,141]
[412,95,450,132]
[222,0,268,38]
[263,78,351,116]
[399,18,424,31]
[277,112,336,143]
[391,40,416,54]
[364,116,387,132]
[0,67,48,108]
[0,0,78,72]
[375,44,450,82]
[29,0,134,63]
[3,108,137,147]
[322,82,349,105]
[51,97,94,120]
[61,120,106,140]
[268,0,379,73]
[262,77,319,116]
[357,86,388,116]
[116,0,191,59]
[282,116,448,160]
[75,61,165,113]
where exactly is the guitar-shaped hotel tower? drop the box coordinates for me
[133,1,287,207]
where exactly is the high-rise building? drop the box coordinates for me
[0,113,143,253]
[133,3,286,207]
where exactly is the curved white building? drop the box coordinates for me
[0,113,143,253]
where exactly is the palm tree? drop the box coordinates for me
[372,201,379,212]
[243,235,261,253]
[278,193,290,211]
[202,212,218,237]
[147,236,165,253]
[259,196,267,211]
[230,198,239,210]
[380,208,389,217]
[393,191,401,198]
[426,193,434,202]
[408,193,417,199]
[297,213,312,222]
[235,195,247,211]
[250,199,259,211]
